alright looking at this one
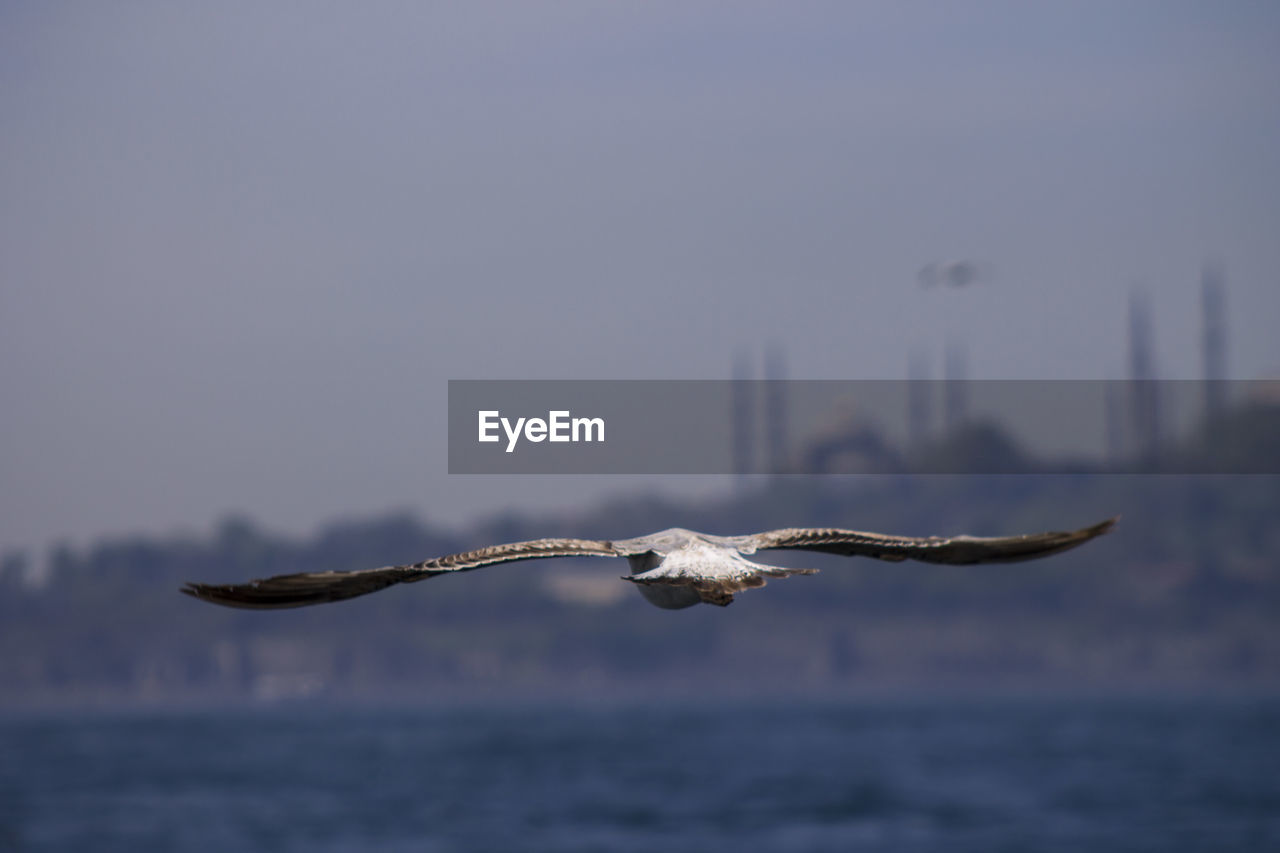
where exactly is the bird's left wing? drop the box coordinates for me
[181,537,619,610]
[747,517,1116,565]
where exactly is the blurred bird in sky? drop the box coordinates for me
[918,259,994,289]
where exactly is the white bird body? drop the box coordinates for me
[615,529,817,609]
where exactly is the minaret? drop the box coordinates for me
[943,340,969,434]
[764,343,789,475]
[907,350,933,450]
[1127,288,1160,459]
[1104,377,1125,467]
[731,349,756,484]
[1201,260,1227,420]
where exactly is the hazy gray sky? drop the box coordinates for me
[3,2,1278,557]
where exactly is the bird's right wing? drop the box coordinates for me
[180,537,619,610]
[748,517,1116,565]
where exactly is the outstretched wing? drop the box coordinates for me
[180,538,619,610]
[748,517,1116,564]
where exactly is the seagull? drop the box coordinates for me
[918,259,992,288]
[181,517,1116,611]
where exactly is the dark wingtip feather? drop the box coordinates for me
[1074,516,1119,543]
[178,578,335,610]
[180,582,217,602]
[1011,515,1118,560]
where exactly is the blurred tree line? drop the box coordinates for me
[1,409,1278,705]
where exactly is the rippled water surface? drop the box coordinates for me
[2,696,1277,852]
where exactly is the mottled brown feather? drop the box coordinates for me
[180,537,617,610]
[751,517,1117,564]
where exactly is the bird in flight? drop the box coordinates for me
[182,517,1115,611]
[917,259,992,288]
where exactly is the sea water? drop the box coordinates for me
[1,695,1276,852]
